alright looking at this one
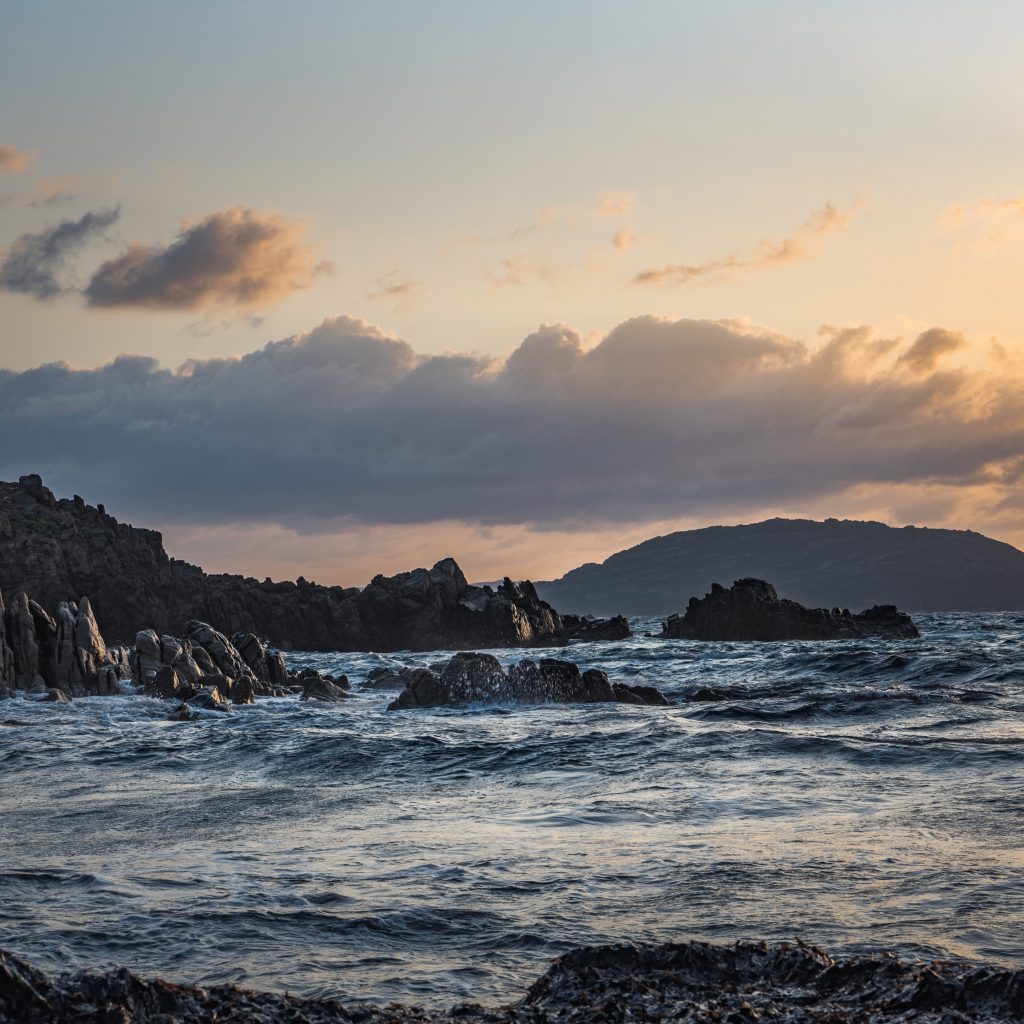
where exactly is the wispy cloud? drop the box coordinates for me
[486,254,560,291]
[940,196,1024,249]
[0,206,120,300]
[84,206,328,311]
[0,144,36,173]
[594,191,635,216]
[16,175,79,208]
[635,202,855,287]
[367,270,421,312]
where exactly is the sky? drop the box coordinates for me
[3,0,1024,585]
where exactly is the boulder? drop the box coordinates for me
[561,614,633,643]
[231,676,256,705]
[361,666,408,690]
[388,654,668,710]
[169,684,231,720]
[661,578,919,642]
[612,682,670,706]
[265,650,288,688]
[0,592,14,698]
[6,592,44,689]
[186,621,246,677]
[300,676,354,703]
[147,665,183,699]
[42,688,71,703]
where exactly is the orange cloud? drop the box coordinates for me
[612,227,641,251]
[635,202,855,287]
[0,143,36,173]
[84,206,327,311]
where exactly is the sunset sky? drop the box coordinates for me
[4,1,1024,584]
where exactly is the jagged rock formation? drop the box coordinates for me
[387,651,668,710]
[2,940,1021,1023]
[539,516,1024,615]
[560,613,631,642]
[0,476,630,651]
[662,578,920,641]
[0,589,129,698]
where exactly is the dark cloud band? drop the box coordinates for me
[0,315,1015,532]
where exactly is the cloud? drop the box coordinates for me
[0,144,36,173]
[84,206,326,311]
[367,270,421,312]
[612,227,641,251]
[897,327,966,373]
[17,175,78,208]
[0,206,120,300]
[486,254,560,290]
[940,196,1024,249]
[635,202,855,286]
[3,312,1023,552]
[595,191,635,216]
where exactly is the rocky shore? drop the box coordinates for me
[0,476,630,651]
[662,577,919,641]
[0,593,666,715]
[2,940,1021,1023]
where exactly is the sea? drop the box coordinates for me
[1,612,1022,1006]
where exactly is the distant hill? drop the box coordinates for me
[536,518,1024,615]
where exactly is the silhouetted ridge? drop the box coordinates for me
[0,476,627,650]
[538,517,1024,614]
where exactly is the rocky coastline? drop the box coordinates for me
[2,939,1021,1023]
[0,593,667,715]
[0,476,630,651]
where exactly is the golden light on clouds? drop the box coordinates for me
[634,202,856,287]
[84,206,328,311]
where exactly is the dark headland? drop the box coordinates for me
[0,474,626,651]
[538,517,1024,615]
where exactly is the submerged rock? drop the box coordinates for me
[388,653,669,710]
[2,939,1021,1023]
[662,578,920,642]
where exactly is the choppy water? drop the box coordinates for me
[1,613,1023,1006]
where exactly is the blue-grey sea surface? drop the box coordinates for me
[1,612,1022,1005]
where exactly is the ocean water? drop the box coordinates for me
[1,612,1022,1006]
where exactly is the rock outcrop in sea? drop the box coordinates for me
[387,651,669,709]
[0,475,630,651]
[662,577,920,641]
[2,939,1021,1023]
[0,589,129,699]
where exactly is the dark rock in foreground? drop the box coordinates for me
[662,578,920,641]
[0,476,631,652]
[387,651,668,710]
[2,940,1022,1023]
